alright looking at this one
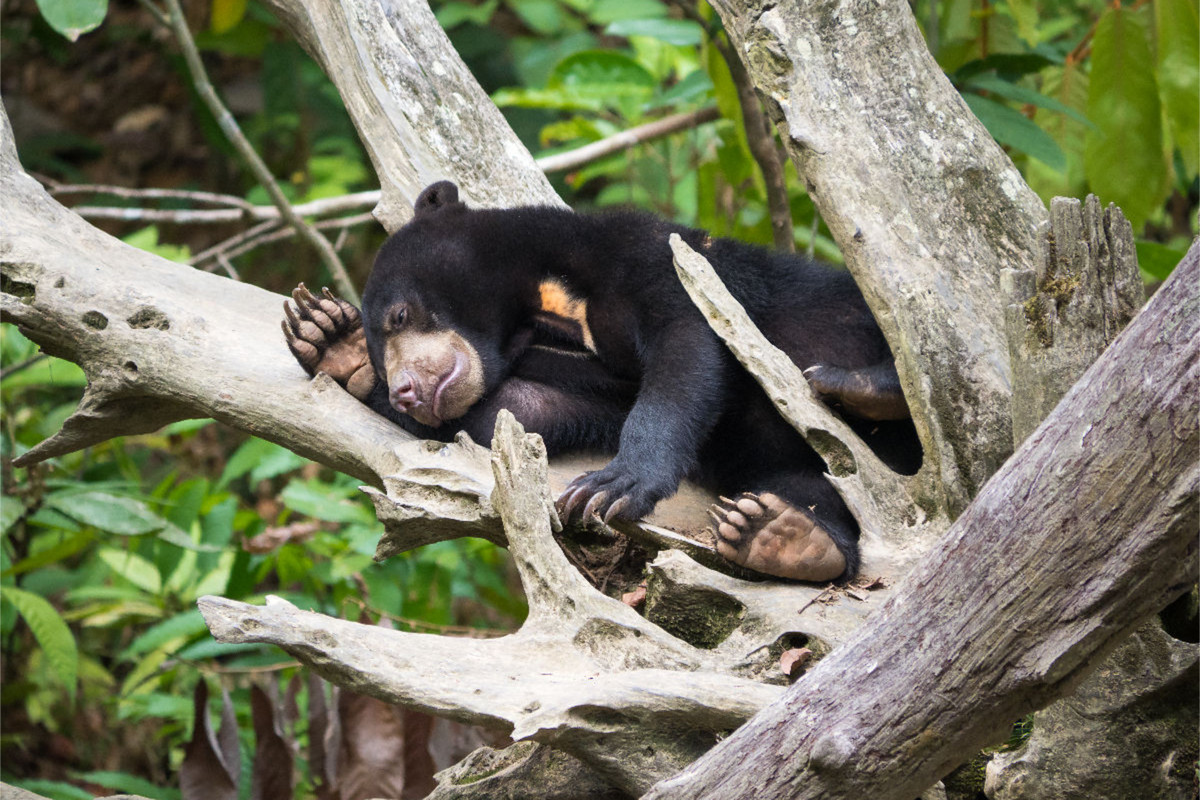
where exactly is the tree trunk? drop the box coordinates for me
[709,0,1050,515]
[643,246,1199,799]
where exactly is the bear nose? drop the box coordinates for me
[389,370,420,411]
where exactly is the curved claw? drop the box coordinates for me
[601,495,629,524]
[557,483,590,521]
[582,490,609,521]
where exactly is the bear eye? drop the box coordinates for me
[389,305,408,329]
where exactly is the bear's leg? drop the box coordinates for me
[804,360,909,421]
[282,284,376,401]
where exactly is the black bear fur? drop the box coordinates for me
[358,181,921,581]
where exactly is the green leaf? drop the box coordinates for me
[1135,240,1188,282]
[1025,63,1090,203]
[548,50,656,110]
[7,780,93,800]
[508,0,567,34]
[97,547,162,594]
[3,531,95,577]
[122,226,191,263]
[71,771,181,800]
[1,586,78,700]
[1156,0,1200,175]
[964,73,1092,127]
[121,609,208,660]
[0,354,87,391]
[218,437,306,489]
[45,491,166,536]
[954,53,1058,83]
[279,480,373,524]
[209,0,247,34]
[588,0,667,24]
[963,94,1066,171]
[34,0,107,41]
[1004,0,1039,46]
[1084,7,1168,231]
[436,0,500,28]
[605,18,704,46]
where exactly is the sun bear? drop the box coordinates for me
[284,181,920,583]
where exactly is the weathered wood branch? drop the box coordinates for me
[708,0,1051,516]
[1004,195,1143,446]
[671,235,944,567]
[260,0,562,230]
[644,246,1199,800]
[200,413,787,796]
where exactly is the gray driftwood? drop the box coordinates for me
[641,247,1199,800]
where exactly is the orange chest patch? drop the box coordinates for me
[537,278,594,352]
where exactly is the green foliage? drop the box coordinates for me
[1084,7,1168,231]
[33,0,107,41]
[1,318,524,791]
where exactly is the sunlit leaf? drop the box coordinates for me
[588,0,667,24]
[1084,7,1168,230]
[1156,0,1200,175]
[548,50,656,111]
[34,0,107,41]
[1004,0,1039,46]
[97,546,162,594]
[209,0,247,34]
[1,586,78,700]
[963,94,1066,171]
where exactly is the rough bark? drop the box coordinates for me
[642,247,1199,800]
[708,0,1051,516]
[984,621,1198,800]
[1003,195,1144,446]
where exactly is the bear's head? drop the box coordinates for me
[361,182,529,427]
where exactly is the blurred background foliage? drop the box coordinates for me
[0,0,1195,796]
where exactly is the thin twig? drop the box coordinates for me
[189,219,281,267]
[209,213,376,267]
[159,0,360,303]
[69,189,383,225]
[537,107,721,173]
[50,183,257,211]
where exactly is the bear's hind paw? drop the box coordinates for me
[712,492,846,582]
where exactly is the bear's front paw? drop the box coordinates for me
[282,284,376,400]
[555,462,670,524]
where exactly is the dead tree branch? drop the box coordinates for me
[644,244,1199,800]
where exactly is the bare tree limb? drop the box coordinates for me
[709,0,1052,516]
[537,107,721,174]
[643,246,1199,800]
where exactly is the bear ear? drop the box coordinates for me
[414,181,462,217]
